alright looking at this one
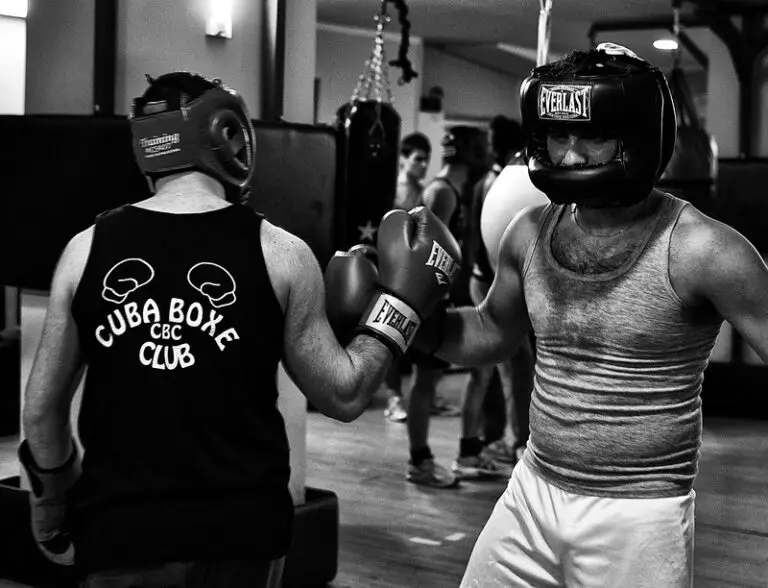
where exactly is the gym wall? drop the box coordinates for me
[315,23,423,136]
[24,0,95,115]
[0,15,25,116]
[114,0,263,117]
[755,53,768,157]
[24,0,264,119]
[421,45,523,122]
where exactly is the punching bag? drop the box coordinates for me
[658,66,717,214]
[481,164,549,273]
[339,100,401,251]
[336,3,405,252]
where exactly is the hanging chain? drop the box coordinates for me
[351,1,394,104]
[388,0,418,84]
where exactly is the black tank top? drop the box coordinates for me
[69,204,293,573]
[470,155,527,283]
[470,166,501,283]
[430,176,466,243]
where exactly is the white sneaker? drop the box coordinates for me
[407,458,459,488]
[451,454,512,480]
[384,396,407,422]
[483,439,519,465]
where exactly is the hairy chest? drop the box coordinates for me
[551,222,647,275]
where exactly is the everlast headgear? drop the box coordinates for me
[130,72,256,204]
[520,43,676,208]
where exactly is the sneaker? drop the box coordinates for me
[452,454,512,480]
[407,458,459,488]
[384,396,408,423]
[430,395,461,417]
[482,439,519,465]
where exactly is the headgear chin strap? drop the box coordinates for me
[130,73,257,204]
[520,43,676,208]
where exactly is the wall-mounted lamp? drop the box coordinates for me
[0,0,28,18]
[653,39,679,51]
[206,0,232,39]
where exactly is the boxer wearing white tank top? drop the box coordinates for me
[425,45,768,587]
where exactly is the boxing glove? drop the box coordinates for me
[324,246,379,346]
[356,207,462,356]
[18,439,81,566]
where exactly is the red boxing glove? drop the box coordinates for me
[356,207,462,356]
[324,246,379,346]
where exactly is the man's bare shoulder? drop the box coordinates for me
[422,180,456,217]
[260,220,316,271]
[498,204,549,270]
[515,204,549,229]
[260,220,321,305]
[260,220,326,319]
[509,204,548,248]
[423,180,451,197]
[60,226,95,293]
[671,204,735,265]
[669,202,763,303]
[69,226,95,257]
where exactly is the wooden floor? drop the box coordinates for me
[306,372,768,588]
[2,371,768,587]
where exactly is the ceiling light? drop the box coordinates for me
[0,0,27,18]
[653,39,679,51]
[206,0,232,39]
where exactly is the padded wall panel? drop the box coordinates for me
[0,115,150,291]
[245,121,340,269]
[711,159,768,254]
[0,115,340,291]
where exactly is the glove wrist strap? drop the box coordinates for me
[19,439,81,497]
[356,291,421,355]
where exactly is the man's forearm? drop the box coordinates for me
[437,306,524,367]
[22,407,75,470]
[333,335,394,422]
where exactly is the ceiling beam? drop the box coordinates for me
[588,14,704,40]
[427,43,529,78]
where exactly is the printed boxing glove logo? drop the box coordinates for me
[187,262,237,308]
[102,258,156,304]
[94,260,242,372]
[361,293,421,353]
[425,241,460,286]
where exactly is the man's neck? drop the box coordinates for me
[574,193,655,237]
[137,172,230,213]
[399,170,423,188]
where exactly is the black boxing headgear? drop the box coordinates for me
[130,72,257,204]
[441,126,487,169]
[520,43,676,208]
